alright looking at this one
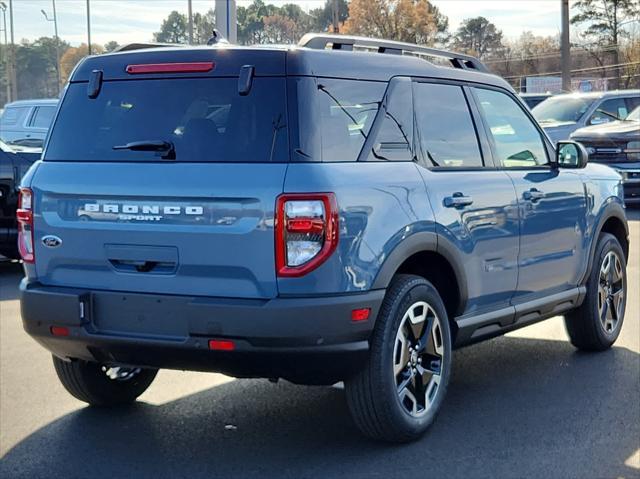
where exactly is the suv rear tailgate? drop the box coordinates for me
[31,162,285,299]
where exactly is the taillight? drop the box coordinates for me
[17,187,34,263]
[276,193,338,277]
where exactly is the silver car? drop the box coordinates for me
[532,89,640,143]
[0,99,58,148]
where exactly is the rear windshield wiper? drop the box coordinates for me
[113,140,175,160]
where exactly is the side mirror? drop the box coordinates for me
[554,141,589,169]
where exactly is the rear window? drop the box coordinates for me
[44,78,288,162]
[1,106,30,127]
[30,106,57,129]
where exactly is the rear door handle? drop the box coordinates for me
[523,188,545,202]
[444,193,474,208]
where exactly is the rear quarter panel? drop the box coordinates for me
[279,162,434,295]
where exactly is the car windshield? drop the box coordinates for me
[532,95,595,124]
[626,106,640,121]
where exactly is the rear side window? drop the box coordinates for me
[30,106,57,129]
[413,82,483,168]
[44,78,288,162]
[295,78,385,162]
[0,106,30,127]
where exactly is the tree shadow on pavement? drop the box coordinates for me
[1,336,638,479]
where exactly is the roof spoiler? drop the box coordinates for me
[298,33,488,73]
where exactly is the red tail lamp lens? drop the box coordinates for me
[275,193,338,277]
[17,188,35,263]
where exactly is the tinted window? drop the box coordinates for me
[30,106,56,129]
[45,78,288,162]
[474,88,548,167]
[590,98,628,124]
[626,96,640,114]
[366,78,414,162]
[0,106,30,126]
[414,82,482,168]
[295,78,384,162]
[532,96,594,123]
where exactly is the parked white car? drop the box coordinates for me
[0,99,58,148]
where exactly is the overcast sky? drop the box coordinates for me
[6,0,567,47]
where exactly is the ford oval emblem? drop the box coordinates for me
[42,235,62,248]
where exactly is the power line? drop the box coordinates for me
[503,61,640,79]
[484,44,622,64]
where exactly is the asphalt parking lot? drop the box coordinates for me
[1,210,638,479]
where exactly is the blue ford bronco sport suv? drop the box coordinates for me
[19,34,629,442]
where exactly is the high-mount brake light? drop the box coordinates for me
[125,62,215,74]
[17,188,35,263]
[275,193,338,277]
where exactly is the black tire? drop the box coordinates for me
[52,356,158,406]
[565,233,627,351]
[345,274,452,442]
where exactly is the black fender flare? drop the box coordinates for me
[371,231,469,316]
[580,200,629,285]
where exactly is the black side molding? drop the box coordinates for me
[454,287,586,347]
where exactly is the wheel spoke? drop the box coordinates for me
[612,255,623,282]
[405,303,428,342]
[611,290,624,321]
[600,298,609,324]
[397,370,412,394]
[398,385,418,416]
[600,253,611,281]
[393,333,410,377]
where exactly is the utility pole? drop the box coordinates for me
[561,0,571,92]
[332,0,339,33]
[86,0,91,54]
[215,0,236,43]
[187,0,193,45]
[8,0,15,101]
[41,0,61,95]
[0,2,8,104]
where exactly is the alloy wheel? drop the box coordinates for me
[598,250,625,335]
[393,301,444,417]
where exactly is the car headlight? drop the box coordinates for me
[615,169,628,180]
[626,141,640,160]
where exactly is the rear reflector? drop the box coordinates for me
[351,308,371,322]
[126,62,215,74]
[208,339,235,351]
[50,326,70,337]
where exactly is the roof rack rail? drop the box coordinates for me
[114,42,182,53]
[298,33,488,73]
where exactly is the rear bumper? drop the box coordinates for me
[20,281,385,384]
